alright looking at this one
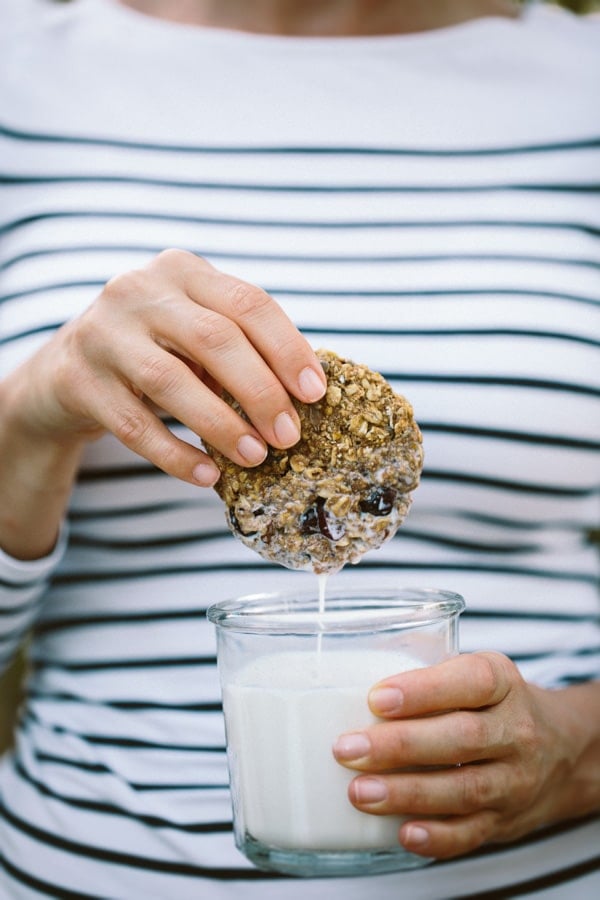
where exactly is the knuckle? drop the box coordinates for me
[467,814,495,851]
[113,408,151,449]
[102,269,146,304]
[192,311,237,353]
[225,280,272,320]
[155,248,194,269]
[404,778,429,813]
[515,714,541,759]
[457,711,488,754]
[268,331,306,368]
[461,766,493,811]
[153,438,183,476]
[195,404,228,443]
[137,354,181,396]
[429,814,496,861]
[510,763,536,808]
[473,653,503,703]
[244,377,283,408]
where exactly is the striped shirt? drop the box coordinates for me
[0,0,599,896]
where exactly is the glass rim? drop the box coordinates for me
[207,587,465,635]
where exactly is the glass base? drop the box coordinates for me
[240,832,433,878]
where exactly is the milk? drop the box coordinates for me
[223,648,422,851]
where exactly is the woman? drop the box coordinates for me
[0,0,599,897]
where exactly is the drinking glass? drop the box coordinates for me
[208,587,465,878]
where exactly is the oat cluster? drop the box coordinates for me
[205,349,423,574]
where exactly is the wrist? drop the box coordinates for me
[537,682,600,823]
[0,375,86,560]
[0,373,87,472]
[560,682,600,817]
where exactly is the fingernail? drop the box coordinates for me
[237,435,268,465]
[273,411,300,446]
[298,366,326,401]
[192,463,220,486]
[333,732,371,762]
[404,825,429,847]
[354,777,387,805]
[369,686,404,715]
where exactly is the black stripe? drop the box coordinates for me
[34,754,113,775]
[304,327,600,348]
[0,322,64,347]
[23,711,224,752]
[12,758,232,834]
[35,607,210,635]
[125,782,228,792]
[68,499,198,521]
[556,672,600,686]
[0,598,41,618]
[508,645,600,664]
[33,752,228,790]
[463,609,599,624]
[419,424,600,451]
[30,690,222,712]
[384,374,600,398]
[30,654,217,672]
[3,313,599,352]
[0,583,44,599]
[2,171,599,193]
[2,278,598,308]
[444,820,600,899]
[0,279,104,305]
[426,509,591,532]
[422,469,599,495]
[1,122,598,156]
[52,556,268,586]
[449,855,600,900]
[0,799,278,880]
[76,464,160,483]
[0,853,103,900]
[69,528,230,551]
[4,321,600,353]
[1,209,599,238]
[49,560,597,587]
[2,245,599,272]
[33,603,598,638]
[272,287,600,306]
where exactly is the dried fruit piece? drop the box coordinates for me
[300,497,345,542]
[359,487,397,517]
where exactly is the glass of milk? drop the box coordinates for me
[208,587,465,878]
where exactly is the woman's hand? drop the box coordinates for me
[333,652,600,860]
[0,249,327,559]
[10,249,327,486]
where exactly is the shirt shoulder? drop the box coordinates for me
[523,5,600,66]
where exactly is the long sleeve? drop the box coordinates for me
[0,526,67,676]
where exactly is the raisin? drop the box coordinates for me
[299,504,319,535]
[359,487,397,516]
[299,497,345,541]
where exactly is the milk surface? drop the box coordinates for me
[223,648,423,851]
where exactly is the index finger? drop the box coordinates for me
[368,652,514,718]
[156,250,327,404]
